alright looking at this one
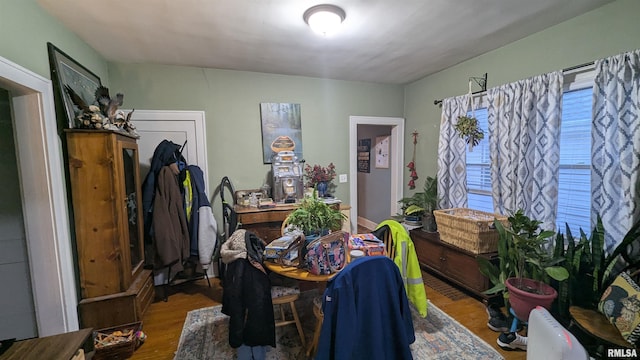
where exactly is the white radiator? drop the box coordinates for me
[527,306,589,360]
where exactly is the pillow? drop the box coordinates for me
[598,271,640,345]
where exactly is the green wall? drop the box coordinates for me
[403,0,640,193]
[4,0,640,212]
[0,0,108,83]
[108,63,405,202]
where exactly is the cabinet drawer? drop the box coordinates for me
[443,248,489,293]
[413,231,444,270]
[136,270,154,318]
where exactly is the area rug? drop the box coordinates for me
[174,290,503,360]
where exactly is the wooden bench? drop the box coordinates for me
[568,269,640,358]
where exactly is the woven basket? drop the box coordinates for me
[433,208,509,254]
[93,322,141,360]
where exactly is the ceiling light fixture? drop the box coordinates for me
[303,4,346,36]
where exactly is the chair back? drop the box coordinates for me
[372,224,395,260]
[316,256,415,359]
[382,228,395,259]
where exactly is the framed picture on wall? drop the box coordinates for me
[47,42,102,129]
[358,138,371,173]
[375,135,390,169]
[259,103,303,163]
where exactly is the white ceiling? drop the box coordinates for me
[37,0,613,85]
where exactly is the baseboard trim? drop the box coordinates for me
[357,217,378,231]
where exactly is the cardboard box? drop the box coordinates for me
[264,235,299,260]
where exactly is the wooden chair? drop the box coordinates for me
[271,285,305,347]
[308,226,395,357]
[568,269,640,357]
[268,215,305,347]
[379,225,395,260]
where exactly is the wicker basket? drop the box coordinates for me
[433,208,509,254]
[93,322,142,360]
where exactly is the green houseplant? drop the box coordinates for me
[396,176,439,231]
[284,191,346,237]
[478,209,569,319]
[553,218,605,317]
[454,115,484,151]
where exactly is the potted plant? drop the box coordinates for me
[553,218,605,318]
[284,190,346,237]
[303,163,336,198]
[396,176,439,231]
[478,209,569,321]
[454,115,484,151]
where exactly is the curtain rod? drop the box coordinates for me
[434,73,487,106]
[433,90,485,107]
[433,62,595,107]
[562,61,594,73]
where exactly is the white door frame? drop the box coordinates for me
[0,56,78,335]
[349,116,404,231]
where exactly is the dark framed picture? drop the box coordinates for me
[259,103,303,163]
[47,42,102,129]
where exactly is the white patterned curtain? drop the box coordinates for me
[592,49,640,252]
[437,95,470,209]
[487,72,563,230]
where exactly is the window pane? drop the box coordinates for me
[556,87,592,236]
[466,108,492,212]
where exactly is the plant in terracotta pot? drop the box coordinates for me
[478,209,568,321]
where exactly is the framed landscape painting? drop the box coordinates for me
[47,42,102,129]
[259,103,303,163]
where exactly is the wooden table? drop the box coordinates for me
[0,328,94,360]
[236,203,350,243]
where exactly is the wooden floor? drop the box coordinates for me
[130,272,526,360]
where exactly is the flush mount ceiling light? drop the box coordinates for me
[303,4,346,36]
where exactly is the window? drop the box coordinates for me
[556,87,592,235]
[464,85,593,235]
[465,108,493,213]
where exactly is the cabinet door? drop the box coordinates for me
[116,139,145,282]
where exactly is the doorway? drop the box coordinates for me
[349,116,404,232]
[0,56,78,337]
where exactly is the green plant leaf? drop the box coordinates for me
[545,266,569,281]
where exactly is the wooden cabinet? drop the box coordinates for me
[410,229,498,300]
[235,203,351,243]
[236,204,296,243]
[66,130,152,329]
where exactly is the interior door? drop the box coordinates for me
[128,110,210,281]
[129,110,209,192]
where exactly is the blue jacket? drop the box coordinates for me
[316,256,415,360]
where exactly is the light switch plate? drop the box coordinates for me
[339,174,348,183]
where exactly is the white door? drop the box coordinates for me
[129,110,209,192]
[128,110,211,281]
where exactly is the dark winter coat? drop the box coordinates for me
[221,230,275,348]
